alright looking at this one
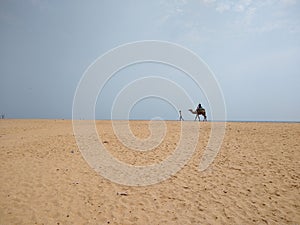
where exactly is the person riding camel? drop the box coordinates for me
[196,103,203,114]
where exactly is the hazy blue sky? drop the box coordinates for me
[0,0,299,121]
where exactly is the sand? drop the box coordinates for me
[0,119,299,224]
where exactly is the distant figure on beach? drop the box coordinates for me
[179,110,184,121]
[189,103,207,121]
[196,104,203,113]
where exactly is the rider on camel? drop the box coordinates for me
[196,103,203,113]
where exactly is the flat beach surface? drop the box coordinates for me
[0,119,299,224]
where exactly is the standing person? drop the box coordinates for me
[179,110,184,121]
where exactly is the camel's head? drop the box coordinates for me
[188,109,193,112]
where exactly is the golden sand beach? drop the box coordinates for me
[0,119,299,224]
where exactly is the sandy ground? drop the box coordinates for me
[0,119,299,224]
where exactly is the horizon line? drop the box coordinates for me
[1,118,299,123]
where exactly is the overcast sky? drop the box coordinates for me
[0,0,299,121]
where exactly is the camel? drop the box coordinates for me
[188,108,207,121]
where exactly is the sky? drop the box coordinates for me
[0,0,299,121]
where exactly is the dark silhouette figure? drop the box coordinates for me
[179,110,184,121]
[196,104,203,114]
